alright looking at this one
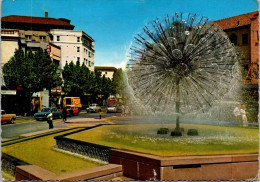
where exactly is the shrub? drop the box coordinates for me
[171,128,182,137]
[187,129,199,136]
[157,128,169,135]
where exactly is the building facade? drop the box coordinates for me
[49,29,95,70]
[94,66,117,79]
[1,12,74,67]
[214,11,259,85]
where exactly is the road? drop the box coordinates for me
[1,110,120,139]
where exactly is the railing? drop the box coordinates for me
[54,125,114,162]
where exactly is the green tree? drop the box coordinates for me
[3,49,62,114]
[112,68,124,95]
[62,60,91,96]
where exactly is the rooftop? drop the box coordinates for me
[214,11,258,30]
[1,15,75,28]
[95,66,117,71]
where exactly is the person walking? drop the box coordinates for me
[62,107,67,122]
[47,110,54,129]
[233,104,241,125]
[240,105,248,127]
[125,105,130,117]
[121,105,125,117]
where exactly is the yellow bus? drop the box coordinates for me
[63,97,82,108]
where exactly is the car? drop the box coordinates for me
[86,103,100,113]
[34,107,63,121]
[1,110,16,124]
[107,106,117,113]
[66,105,79,116]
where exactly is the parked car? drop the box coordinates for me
[86,103,101,113]
[1,110,16,124]
[34,107,62,121]
[107,106,117,113]
[66,105,79,116]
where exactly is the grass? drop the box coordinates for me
[68,124,259,156]
[1,129,102,174]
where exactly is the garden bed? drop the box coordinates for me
[66,124,259,156]
[1,128,102,175]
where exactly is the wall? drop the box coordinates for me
[1,40,19,66]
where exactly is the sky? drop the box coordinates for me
[1,0,259,68]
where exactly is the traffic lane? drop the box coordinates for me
[1,120,67,139]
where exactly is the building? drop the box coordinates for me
[214,11,259,85]
[1,12,74,67]
[94,66,117,79]
[49,29,95,70]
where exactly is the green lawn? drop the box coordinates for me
[68,124,259,156]
[2,129,102,174]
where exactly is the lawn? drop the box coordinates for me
[2,129,102,174]
[68,124,259,156]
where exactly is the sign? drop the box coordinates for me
[1,90,16,95]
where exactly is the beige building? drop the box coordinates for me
[49,29,95,71]
[1,29,20,67]
[1,12,74,67]
[95,66,117,79]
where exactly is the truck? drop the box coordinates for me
[1,110,16,124]
[63,97,82,108]
[107,97,120,113]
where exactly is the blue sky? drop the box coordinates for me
[2,0,259,68]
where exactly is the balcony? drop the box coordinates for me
[1,29,19,37]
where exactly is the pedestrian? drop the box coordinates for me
[47,110,54,129]
[121,105,125,117]
[233,104,241,125]
[125,105,130,117]
[240,105,248,127]
[62,107,67,122]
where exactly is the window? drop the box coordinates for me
[88,52,91,57]
[77,47,80,52]
[229,33,237,45]
[25,35,31,40]
[39,36,46,41]
[77,37,80,42]
[242,34,248,45]
[57,36,60,41]
[88,61,91,67]
[105,72,107,75]
[77,57,80,62]
[257,31,259,41]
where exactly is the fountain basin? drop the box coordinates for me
[66,124,259,156]
[54,124,258,180]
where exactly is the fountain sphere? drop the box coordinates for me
[127,13,239,118]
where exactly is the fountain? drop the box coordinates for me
[126,12,241,135]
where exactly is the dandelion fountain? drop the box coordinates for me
[126,12,241,135]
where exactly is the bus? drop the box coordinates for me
[63,97,82,108]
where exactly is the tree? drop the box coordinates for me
[112,68,124,95]
[3,49,62,115]
[62,62,113,102]
[62,60,91,96]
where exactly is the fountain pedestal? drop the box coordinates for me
[109,149,259,180]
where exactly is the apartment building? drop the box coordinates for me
[1,12,74,67]
[49,29,95,71]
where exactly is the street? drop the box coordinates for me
[1,110,121,139]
